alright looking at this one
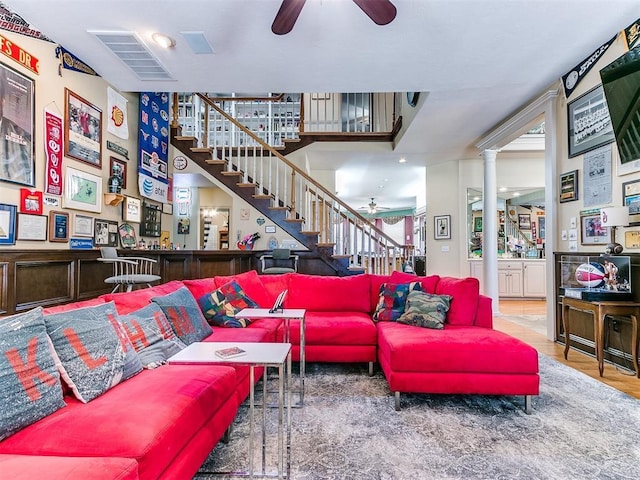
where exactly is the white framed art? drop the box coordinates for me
[63,166,102,213]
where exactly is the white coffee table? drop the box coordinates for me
[236,308,306,406]
[168,342,291,479]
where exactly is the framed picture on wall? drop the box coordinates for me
[622,178,640,226]
[0,203,17,245]
[64,88,102,167]
[473,217,483,232]
[560,170,579,203]
[109,156,127,189]
[63,166,102,213]
[580,212,610,245]
[17,213,47,241]
[567,85,615,158]
[434,215,451,240]
[123,196,141,223]
[48,210,69,242]
[518,214,531,230]
[0,61,35,187]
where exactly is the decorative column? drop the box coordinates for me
[482,149,499,314]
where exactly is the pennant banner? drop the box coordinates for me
[625,19,640,50]
[107,87,129,140]
[138,92,169,203]
[0,2,53,41]
[562,35,616,99]
[44,108,63,196]
[55,45,99,76]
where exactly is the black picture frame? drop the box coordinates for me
[560,170,579,203]
[434,215,451,240]
[0,62,35,187]
[622,178,640,226]
[567,84,615,158]
[94,219,118,247]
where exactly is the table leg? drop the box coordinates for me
[632,314,640,378]
[597,308,605,377]
[262,366,267,475]
[563,302,571,360]
[249,366,255,480]
[299,316,305,406]
[286,352,292,479]
[278,363,284,479]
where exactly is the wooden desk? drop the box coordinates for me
[562,296,640,377]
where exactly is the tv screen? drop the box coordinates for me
[600,47,640,164]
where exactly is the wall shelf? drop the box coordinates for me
[104,193,124,206]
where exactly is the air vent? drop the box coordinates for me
[89,30,174,81]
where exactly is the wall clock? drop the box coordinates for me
[173,155,188,170]
[407,92,420,107]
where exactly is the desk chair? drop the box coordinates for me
[98,247,161,293]
[260,248,299,274]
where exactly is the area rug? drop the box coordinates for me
[197,355,640,479]
[498,314,547,336]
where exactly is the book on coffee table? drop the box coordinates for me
[215,346,247,359]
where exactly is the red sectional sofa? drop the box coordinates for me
[0,270,539,479]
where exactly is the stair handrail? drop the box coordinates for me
[504,215,536,249]
[197,93,405,253]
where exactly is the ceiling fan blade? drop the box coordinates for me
[352,0,397,26]
[272,0,307,35]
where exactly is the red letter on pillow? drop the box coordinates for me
[5,337,58,401]
[164,306,194,337]
[122,320,150,349]
[63,328,107,370]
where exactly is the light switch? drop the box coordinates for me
[441,245,449,252]
[561,230,568,241]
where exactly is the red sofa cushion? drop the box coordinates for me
[277,311,377,346]
[101,280,185,314]
[287,273,371,312]
[377,322,538,374]
[0,454,138,480]
[259,274,292,305]
[214,270,271,307]
[435,276,480,325]
[390,271,440,293]
[0,365,238,480]
[182,278,216,302]
[43,297,106,314]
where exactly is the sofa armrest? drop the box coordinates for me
[474,295,493,328]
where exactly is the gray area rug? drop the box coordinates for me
[197,355,640,479]
[498,314,547,336]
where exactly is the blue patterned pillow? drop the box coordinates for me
[373,282,422,322]
[151,287,212,344]
[397,290,453,329]
[0,307,66,440]
[44,302,143,403]
[119,303,187,367]
[198,280,259,328]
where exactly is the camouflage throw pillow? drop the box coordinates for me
[397,290,453,329]
[198,280,259,328]
[372,282,422,322]
[0,307,66,440]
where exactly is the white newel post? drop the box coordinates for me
[482,149,499,315]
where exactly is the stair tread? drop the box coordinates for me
[191,147,213,153]
[252,194,272,199]
[285,218,304,223]
[221,171,243,176]
[269,206,288,211]
[300,231,321,235]
[174,136,196,141]
[205,159,225,165]
[237,183,257,188]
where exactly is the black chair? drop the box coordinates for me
[259,248,299,274]
[97,247,161,293]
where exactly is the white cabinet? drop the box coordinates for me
[498,261,523,297]
[523,261,546,297]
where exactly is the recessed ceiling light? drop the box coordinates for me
[512,192,520,197]
[499,187,507,192]
[399,158,406,163]
[152,32,176,49]
[473,196,480,201]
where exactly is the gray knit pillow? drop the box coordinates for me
[0,307,65,440]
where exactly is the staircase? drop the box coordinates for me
[170,92,411,276]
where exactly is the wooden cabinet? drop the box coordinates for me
[523,261,546,297]
[498,261,523,297]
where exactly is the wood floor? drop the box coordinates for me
[496,299,640,400]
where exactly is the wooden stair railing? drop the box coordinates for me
[171,92,409,275]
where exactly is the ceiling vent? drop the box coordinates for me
[88,30,174,81]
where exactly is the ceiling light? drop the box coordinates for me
[152,32,176,49]
[399,158,406,163]
[512,192,520,197]
[499,187,507,192]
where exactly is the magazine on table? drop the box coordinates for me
[215,346,247,359]
[269,289,288,313]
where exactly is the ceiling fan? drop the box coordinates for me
[272,0,397,35]
[359,198,390,215]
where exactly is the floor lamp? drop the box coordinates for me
[600,206,629,254]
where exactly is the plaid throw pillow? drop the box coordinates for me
[198,280,259,328]
[397,290,453,329]
[372,282,422,322]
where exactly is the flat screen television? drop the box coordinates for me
[600,47,640,164]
